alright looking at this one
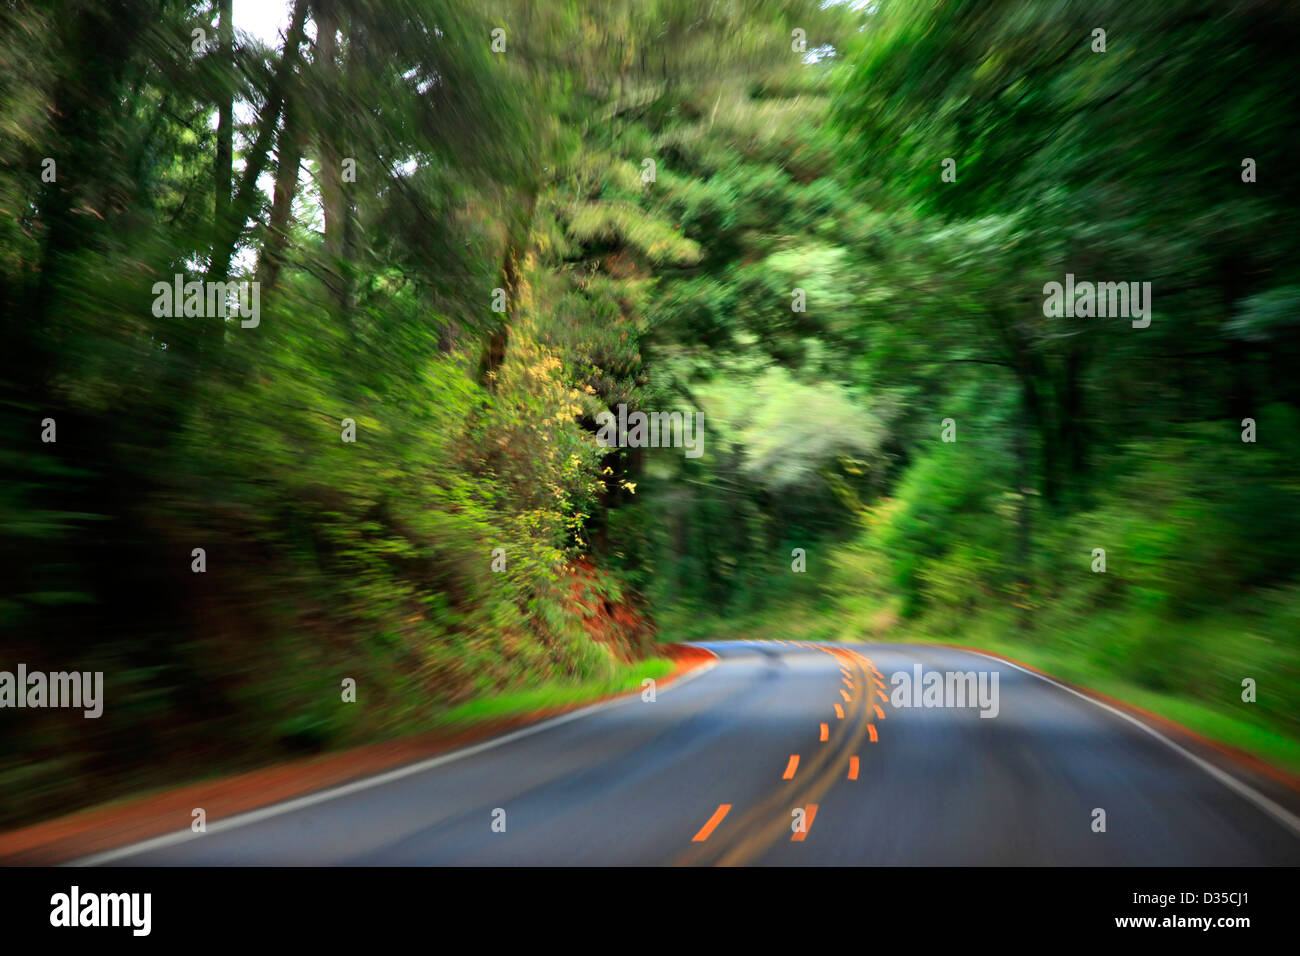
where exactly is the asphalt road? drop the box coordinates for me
[80,641,1300,865]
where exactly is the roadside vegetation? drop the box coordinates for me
[2,0,1298,827]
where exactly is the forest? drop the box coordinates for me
[2,0,1299,828]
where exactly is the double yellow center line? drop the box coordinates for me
[676,645,880,866]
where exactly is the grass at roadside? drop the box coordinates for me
[0,654,684,861]
[0,655,678,836]
[438,657,675,724]
[890,626,1300,775]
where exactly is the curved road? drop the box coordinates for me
[78,641,1300,866]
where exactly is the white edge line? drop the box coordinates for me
[67,656,719,867]
[956,648,1300,840]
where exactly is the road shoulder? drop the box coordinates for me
[0,644,715,866]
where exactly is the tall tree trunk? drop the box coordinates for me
[315,0,350,314]
[214,0,233,239]
[480,191,538,387]
[1014,387,1034,633]
[258,83,304,291]
[1219,253,1255,424]
[1059,340,1089,507]
[21,1,147,392]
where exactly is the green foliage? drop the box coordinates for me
[4,0,1300,826]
